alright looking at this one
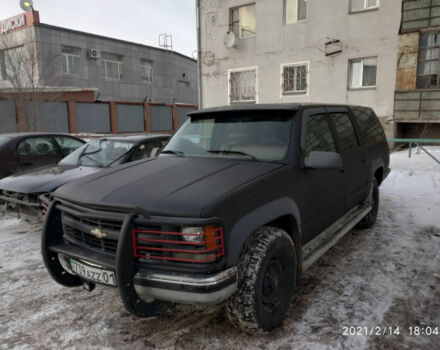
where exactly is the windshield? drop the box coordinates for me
[162,112,294,162]
[59,139,135,167]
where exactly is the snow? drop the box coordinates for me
[1,148,440,349]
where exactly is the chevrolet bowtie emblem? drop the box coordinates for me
[90,228,107,239]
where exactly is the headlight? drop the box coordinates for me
[181,226,204,243]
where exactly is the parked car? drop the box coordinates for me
[0,134,169,218]
[41,104,390,332]
[0,132,85,180]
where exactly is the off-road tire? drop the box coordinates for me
[357,178,379,229]
[226,226,296,333]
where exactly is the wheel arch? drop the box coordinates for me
[226,197,302,273]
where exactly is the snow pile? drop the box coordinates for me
[0,148,439,349]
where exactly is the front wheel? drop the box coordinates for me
[226,226,296,333]
[357,178,379,229]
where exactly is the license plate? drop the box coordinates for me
[69,258,116,286]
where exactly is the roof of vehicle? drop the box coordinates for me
[187,103,368,116]
[95,134,170,142]
[0,132,83,138]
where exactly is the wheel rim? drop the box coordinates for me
[261,257,286,312]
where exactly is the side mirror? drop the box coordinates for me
[304,151,343,169]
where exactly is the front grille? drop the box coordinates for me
[64,224,118,254]
[62,212,122,256]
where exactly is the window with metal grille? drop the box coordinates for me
[229,68,257,104]
[350,0,379,13]
[230,4,256,39]
[348,57,377,89]
[417,32,440,89]
[285,0,307,23]
[140,59,153,84]
[62,46,81,75]
[282,63,308,94]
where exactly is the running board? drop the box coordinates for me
[302,204,372,271]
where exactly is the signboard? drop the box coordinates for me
[1,14,27,34]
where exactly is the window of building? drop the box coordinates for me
[329,113,359,152]
[140,59,153,84]
[350,0,379,13]
[0,46,23,81]
[348,57,377,89]
[282,63,308,94]
[230,4,256,39]
[0,51,6,80]
[304,114,337,156]
[102,52,123,80]
[417,32,440,89]
[229,68,257,104]
[351,107,385,146]
[285,0,307,23]
[62,46,81,75]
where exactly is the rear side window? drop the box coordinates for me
[329,113,359,153]
[17,137,59,156]
[303,114,337,156]
[351,107,385,146]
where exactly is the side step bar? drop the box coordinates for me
[302,204,372,271]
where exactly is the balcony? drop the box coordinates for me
[394,90,440,123]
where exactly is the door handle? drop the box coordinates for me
[339,169,345,173]
[22,162,33,166]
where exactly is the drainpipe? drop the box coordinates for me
[196,0,203,108]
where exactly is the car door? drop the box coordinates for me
[327,107,369,211]
[298,108,348,243]
[16,136,63,171]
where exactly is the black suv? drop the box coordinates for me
[42,104,390,332]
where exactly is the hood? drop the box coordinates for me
[55,156,283,217]
[0,165,101,194]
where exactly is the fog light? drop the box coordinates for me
[181,226,204,243]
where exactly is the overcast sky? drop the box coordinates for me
[1,0,197,57]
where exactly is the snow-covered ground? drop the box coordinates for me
[1,148,439,350]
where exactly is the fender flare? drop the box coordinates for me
[226,197,302,267]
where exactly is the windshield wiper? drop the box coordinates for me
[161,149,186,157]
[107,149,133,167]
[81,154,104,168]
[207,150,259,161]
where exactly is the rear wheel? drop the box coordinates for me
[226,226,296,333]
[357,178,379,229]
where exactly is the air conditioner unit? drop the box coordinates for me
[89,49,101,59]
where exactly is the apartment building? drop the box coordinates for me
[394,0,440,138]
[196,0,402,137]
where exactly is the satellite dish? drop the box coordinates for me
[224,31,237,49]
[20,0,34,12]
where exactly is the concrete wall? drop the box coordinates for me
[396,32,419,91]
[33,25,197,104]
[198,0,402,126]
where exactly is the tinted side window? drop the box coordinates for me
[329,113,359,153]
[351,107,385,146]
[17,137,59,156]
[54,136,84,155]
[304,114,337,156]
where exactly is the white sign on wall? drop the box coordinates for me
[1,14,26,35]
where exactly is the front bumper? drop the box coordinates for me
[42,200,236,317]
